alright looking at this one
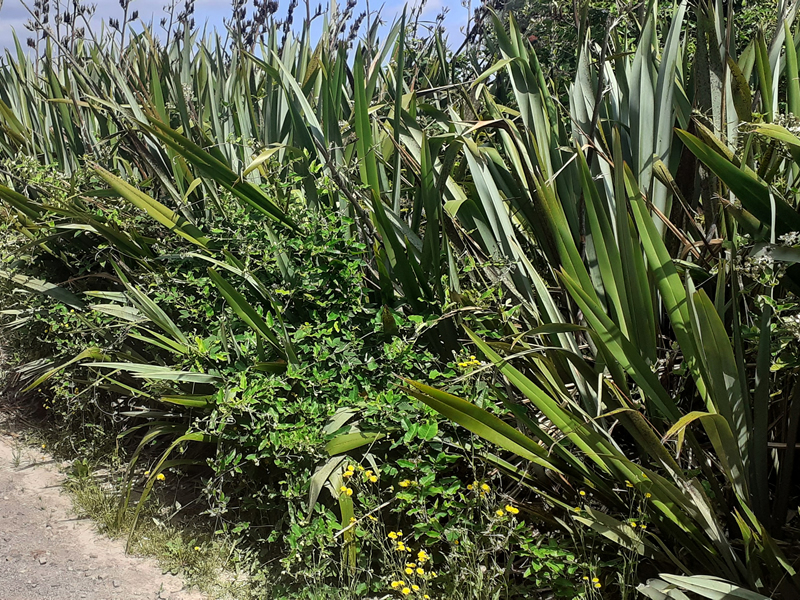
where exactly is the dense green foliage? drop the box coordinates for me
[3,0,800,598]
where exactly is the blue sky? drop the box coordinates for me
[0,0,468,51]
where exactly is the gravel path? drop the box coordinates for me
[0,434,207,600]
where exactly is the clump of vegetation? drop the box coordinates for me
[2,0,800,598]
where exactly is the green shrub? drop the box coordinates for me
[1,155,593,597]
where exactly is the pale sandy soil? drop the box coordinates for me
[0,433,209,600]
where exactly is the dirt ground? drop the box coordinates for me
[0,433,208,600]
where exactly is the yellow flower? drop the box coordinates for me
[391,581,402,589]
[640,524,647,530]
[401,588,411,595]
[417,550,429,561]
[368,515,378,521]
[496,509,505,517]
[399,480,412,487]
[630,521,637,528]
[369,475,378,483]
[505,504,519,515]
[424,596,430,600]
[342,470,353,478]
[194,546,200,551]
[144,471,150,477]
[625,480,634,488]
[592,577,599,583]
[349,517,357,524]
[396,543,406,552]
[156,473,165,481]
[388,531,398,539]
[466,484,473,490]
[480,483,490,492]
[469,355,476,360]
[594,583,602,588]
[347,465,355,472]
[582,576,589,581]
[365,470,373,477]
[357,465,365,471]
[645,492,652,498]
[41,444,46,449]
[406,563,416,568]
[416,567,424,575]
[579,490,586,496]
[405,568,413,575]
[339,486,353,496]
[430,571,437,578]
[412,584,420,591]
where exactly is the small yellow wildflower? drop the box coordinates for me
[347,465,355,472]
[401,587,411,595]
[424,596,430,600]
[412,584,420,591]
[41,444,46,449]
[349,517,357,524]
[144,471,150,477]
[365,470,373,477]
[417,550,429,561]
[496,509,505,517]
[430,571,437,578]
[369,475,378,483]
[396,543,406,552]
[592,577,599,583]
[194,546,200,551]
[399,480,412,488]
[480,483,490,492]
[578,490,586,496]
[357,465,365,471]
[645,492,652,498]
[505,504,519,515]
[391,581,402,589]
[595,583,602,588]
[469,355,476,360]
[340,486,353,496]
[368,515,378,521]
[405,567,413,575]
[388,531,398,539]
[582,576,589,581]
[466,484,473,490]
[630,521,637,528]
[416,567,424,575]
[640,524,647,530]
[342,470,353,478]
[406,562,416,568]
[156,473,165,481]
[625,480,634,488]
